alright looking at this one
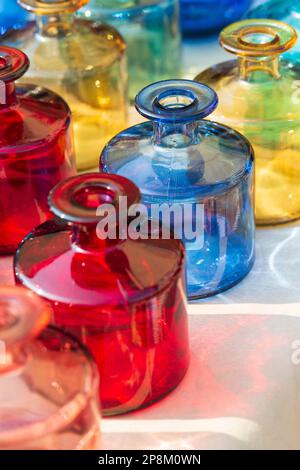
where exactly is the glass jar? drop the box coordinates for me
[14,173,189,415]
[0,286,101,450]
[2,0,128,170]
[0,0,31,35]
[100,80,255,299]
[0,45,76,255]
[195,19,300,225]
[180,0,251,36]
[247,0,300,63]
[78,0,181,101]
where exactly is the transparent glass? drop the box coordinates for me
[247,0,300,63]
[0,286,101,450]
[1,0,128,170]
[0,45,76,255]
[0,0,31,35]
[180,0,251,36]
[14,173,189,416]
[195,19,300,225]
[78,0,181,101]
[100,80,255,299]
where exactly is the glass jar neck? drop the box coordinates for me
[71,223,124,253]
[36,13,75,37]
[0,82,17,109]
[152,121,200,148]
[238,54,280,81]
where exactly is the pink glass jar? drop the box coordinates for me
[0,286,101,450]
[0,46,76,254]
[14,173,190,415]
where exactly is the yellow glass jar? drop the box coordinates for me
[3,0,128,170]
[195,19,300,225]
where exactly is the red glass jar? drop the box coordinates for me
[0,46,76,254]
[14,173,189,415]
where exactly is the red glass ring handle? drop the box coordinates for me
[48,173,141,225]
[0,46,29,83]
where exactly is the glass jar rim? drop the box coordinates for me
[48,173,141,225]
[0,47,29,83]
[135,79,218,123]
[220,19,297,57]
[18,0,88,14]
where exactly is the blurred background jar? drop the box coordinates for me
[0,287,101,450]
[78,0,182,101]
[180,0,251,37]
[1,0,128,170]
[247,0,300,64]
[0,0,31,35]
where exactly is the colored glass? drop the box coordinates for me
[0,286,101,450]
[100,80,255,299]
[195,19,300,225]
[14,173,189,415]
[0,46,75,255]
[2,0,128,170]
[0,0,31,35]
[247,0,300,63]
[180,0,251,36]
[78,0,181,101]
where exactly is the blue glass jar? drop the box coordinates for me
[78,0,181,101]
[181,0,251,36]
[100,80,255,299]
[247,0,300,62]
[0,0,30,35]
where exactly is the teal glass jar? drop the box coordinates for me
[78,0,181,100]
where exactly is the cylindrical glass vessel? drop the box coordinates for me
[180,0,251,36]
[100,80,255,299]
[195,19,300,225]
[14,173,189,415]
[0,45,75,255]
[78,0,181,101]
[2,0,128,170]
[0,0,31,35]
[247,0,300,63]
[0,286,101,450]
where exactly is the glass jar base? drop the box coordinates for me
[187,254,255,300]
[101,361,189,417]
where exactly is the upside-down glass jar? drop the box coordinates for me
[0,0,31,35]
[247,0,300,63]
[195,19,300,225]
[78,0,181,101]
[14,173,189,415]
[0,45,75,255]
[180,0,251,37]
[2,0,128,170]
[0,286,101,450]
[100,80,255,299]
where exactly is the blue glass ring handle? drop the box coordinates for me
[136,80,218,123]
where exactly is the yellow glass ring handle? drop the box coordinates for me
[220,19,297,57]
